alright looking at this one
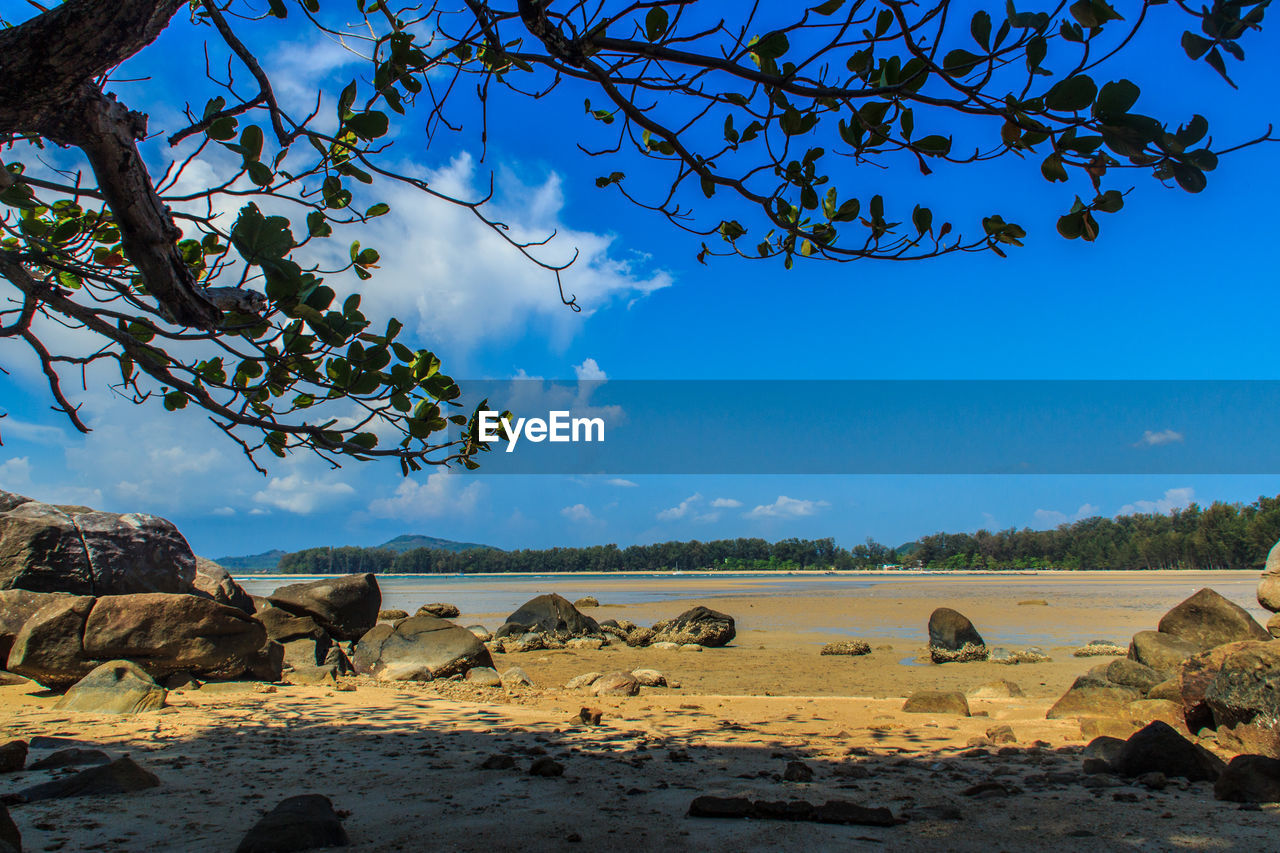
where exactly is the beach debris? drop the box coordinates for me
[27,748,110,771]
[1158,588,1269,651]
[565,672,603,690]
[592,671,640,697]
[501,667,534,688]
[966,680,1024,699]
[988,647,1050,665]
[416,603,460,619]
[1073,641,1127,657]
[479,754,517,770]
[377,609,409,621]
[927,608,988,663]
[820,641,871,656]
[236,794,349,853]
[1110,721,1225,781]
[902,690,971,716]
[353,613,492,681]
[783,760,814,782]
[574,596,600,608]
[0,802,19,853]
[54,660,166,715]
[465,666,502,687]
[528,757,565,777]
[1214,754,1280,803]
[1126,631,1199,673]
[986,724,1017,744]
[466,625,492,642]
[631,669,667,687]
[496,594,600,642]
[268,573,380,641]
[15,755,159,803]
[0,741,26,774]
[1258,540,1280,612]
[688,795,896,827]
[194,559,255,613]
[651,606,736,648]
[577,707,604,726]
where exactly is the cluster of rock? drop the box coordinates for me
[1048,587,1280,756]
[483,595,735,654]
[820,641,871,656]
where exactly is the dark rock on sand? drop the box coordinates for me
[820,641,871,656]
[1112,721,1224,782]
[688,796,895,827]
[416,603,460,619]
[268,574,380,641]
[927,607,987,663]
[1157,588,1269,651]
[0,742,25,774]
[529,757,565,777]
[27,748,110,771]
[353,614,493,681]
[783,761,814,782]
[498,594,599,640]
[0,802,18,853]
[1204,640,1280,729]
[236,794,349,853]
[1128,630,1200,672]
[651,606,735,647]
[1214,754,1280,803]
[55,660,166,715]
[17,755,159,802]
[193,559,254,614]
[902,690,970,716]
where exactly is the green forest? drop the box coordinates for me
[272,495,1280,575]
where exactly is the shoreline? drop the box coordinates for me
[232,568,1265,578]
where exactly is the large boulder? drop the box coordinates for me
[1214,754,1280,803]
[1047,680,1142,720]
[496,594,599,640]
[0,588,73,663]
[1258,541,1280,613]
[82,593,267,682]
[1105,658,1164,692]
[253,603,332,670]
[927,607,987,663]
[1204,640,1280,730]
[902,690,970,716]
[268,574,380,641]
[354,613,493,681]
[5,595,97,688]
[0,493,196,595]
[54,660,166,714]
[1112,721,1224,781]
[1157,588,1268,651]
[194,559,254,614]
[1179,641,1254,732]
[651,606,736,647]
[1128,630,1199,672]
[236,794,349,853]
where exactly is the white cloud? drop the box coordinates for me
[745,495,830,519]
[606,478,637,488]
[366,472,484,520]
[573,358,607,382]
[657,493,702,521]
[1033,503,1100,526]
[0,419,66,445]
[711,497,742,508]
[1119,487,1196,516]
[253,473,357,515]
[561,503,597,523]
[0,456,32,490]
[1136,429,1184,447]
[211,506,237,517]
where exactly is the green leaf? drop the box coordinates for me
[751,31,790,61]
[970,11,992,48]
[1095,79,1140,116]
[231,203,295,265]
[914,135,952,156]
[645,6,669,42]
[943,49,983,75]
[1171,162,1207,193]
[307,211,333,238]
[812,0,844,15]
[1044,75,1097,112]
[239,125,264,163]
[365,203,390,217]
[347,111,389,140]
[1180,31,1213,60]
[911,205,932,235]
[207,116,237,141]
[1040,154,1068,182]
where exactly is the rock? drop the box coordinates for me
[1111,721,1224,782]
[465,625,492,642]
[625,627,655,647]
[565,672,602,690]
[1214,754,1280,802]
[688,796,895,827]
[1269,614,1280,639]
[651,606,735,647]
[927,607,986,663]
[1128,630,1200,672]
[1204,640,1280,729]
[902,690,970,716]
[1216,723,1280,758]
[0,495,197,596]
[1124,699,1187,731]
[1178,641,1251,731]
[1080,718,1139,740]
[1106,658,1164,693]
[27,748,110,770]
[986,724,1017,744]
[1258,540,1280,612]
[353,614,493,681]
[565,637,604,650]
[377,609,409,621]
[255,604,331,665]
[1073,641,1128,657]
[465,666,502,687]
[631,669,667,687]
[688,796,754,819]
[4,595,96,688]
[236,794,349,853]
[1147,678,1182,702]
[82,593,268,682]
[0,741,26,773]
[989,646,1050,665]
[679,643,702,653]
[783,760,813,782]
[529,757,564,777]
[416,603,460,619]
[268,574,380,641]
[0,589,74,662]
[1082,735,1127,765]
[54,660,166,715]
[649,641,679,651]
[16,755,160,802]
[479,754,516,770]
[497,594,598,641]
[966,680,1024,699]
[500,667,533,688]
[1157,588,1269,651]
[161,672,199,691]
[574,596,599,608]
[1046,675,1142,719]
[820,641,871,656]
[288,665,337,686]
[193,559,254,614]
[592,671,640,696]
[281,638,329,671]
[247,640,286,683]
[0,802,17,853]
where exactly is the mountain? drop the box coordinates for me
[377,534,494,554]
[213,549,288,572]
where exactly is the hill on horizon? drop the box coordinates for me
[213,534,493,571]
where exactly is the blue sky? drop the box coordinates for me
[2,3,1278,559]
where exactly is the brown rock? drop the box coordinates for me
[268,573,380,641]
[902,690,970,716]
[1204,640,1280,729]
[1258,541,1280,612]
[193,559,254,613]
[353,613,492,681]
[592,671,640,697]
[1157,588,1269,651]
[1147,678,1183,702]
[416,603,460,619]
[0,740,26,773]
[0,588,75,663]
[16,755,160,802]
[1128,630,1200,672]
[1124,699,1188,732]
[1046,677,1142,720]
[5,595,96,688]
[54,660,166,714]
[1216,722,1280,758]
[1215,754,1280,802]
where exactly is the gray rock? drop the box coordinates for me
[236,794,349,853]
[466,625,492,642]
[497,594,599,640]
[268,574,380,641]
[353,614,493,681]
[928,607,986,662]
[1082,735,1127,765]
[416,603,459,619]
[55,660,166,714]
[1106,658,1164,693]
[651,606,735,647]
[500,667,533,688]
[1205,640,1280,729]
[0,740,25,773]
[592,671,640,696]
[288,665,337,686]
[631,669,667,687]
[902,690,970,716]
[1128,630,1200,672]
[1112,721,1224,782]
[1157,588,1269,651]
[0,802,17,853]
[1215,754,1280,802]
[1258,540,1280,612]
[17,755,160,802]
[27,748,111,770]
[565,672,602,690]
[193,559,254,613]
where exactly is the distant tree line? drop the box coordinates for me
[272,496,1280,574]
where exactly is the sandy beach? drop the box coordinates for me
[2,571,1276,851]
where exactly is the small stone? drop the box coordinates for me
[416,603,460,619]
[1138,771,1167,790]
[565,637,604,650]
[0,741,27,774]
[577,707,604,726]
[17,756,159,802]
[591,671,640,697]
[378,609,409,621]
[500,667,533,688]
[783,760,814,782]
[529,757,564,777]
[565,672,602,690]
[902,690,970,716]
[985,724,1017,744]
[649,641,679,650]
[679,643,703,652]
[479,754,516,770]
[573,597,599,608]
[465,666,502,687]
[630,669,667,687]
[288,665,337,686]
[820,641,871,656]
